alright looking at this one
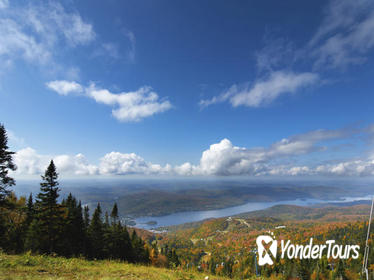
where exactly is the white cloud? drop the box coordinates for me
[202,0,374,110]
[175,127,355,176]
[0,18,51,64]
[99,152,170,175]
[48,3,95,46]
[200,71,319,108]
[315,159,374,177]
[13,148,98,176]
[46,80,83,96]
[13,147,46,175]
[196,138,261,176]
[310,0,372,45]
[308,0,374,69]
[0,2,95,65]
[174,162,198,176]
[10,126,373,178]
[46,81,173,122]
[230,72,319,107]
[53,154,98,176]
[12,148,170,177]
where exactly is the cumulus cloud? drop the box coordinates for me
[181,129,344,176]
[53,154,98,175]
[12,148,170,177]
[200,71,319,108]
[100,152,171,175]
[315,158,374,176]
[87,83,172,122]
[10,126,374,178]
[46,80,84,96]
[14,147,46,175]
[13,147,98,176]
[174,127,359,176]
[46,81,172,122]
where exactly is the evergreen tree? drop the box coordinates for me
[25,193,34,227]
[3,193,27,253]
[0,124,16,206]
[61,193,85,257]
[34,160,64,254]
[110,203,119,224]
[0,124,16,249]
[131,230,149,263]
[25,219,42,252]
[104,211,109,227]
[83,205,90,228]
[104,222,132,261]
[88,203,104,259]
[82,205,90,256]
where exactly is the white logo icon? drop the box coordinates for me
[256,234,277,266]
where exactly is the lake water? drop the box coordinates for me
[134,195,373,230]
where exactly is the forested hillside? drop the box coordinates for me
[156,207,374,279]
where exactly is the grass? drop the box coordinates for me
[0,252,229,280]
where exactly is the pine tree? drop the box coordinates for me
[34,160,64,254]
[0,124,16,206]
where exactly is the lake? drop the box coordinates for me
[134,195,372,229]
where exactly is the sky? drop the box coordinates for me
[1,0,374,178]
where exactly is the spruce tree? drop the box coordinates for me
[110,202,119,224]
[61,194,85,257]
[88,203,104,258]
[0,124,16,206]
[35,160,64,254]
[25,193,34,227]
[82,205,90,256]
[83,205,90,228]
[131,230,149,263]
[0,124,16,250]
[104,211,109,227]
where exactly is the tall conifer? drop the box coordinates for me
[88,203,104,258]
[0,124,16,206]
[35,160,64,253]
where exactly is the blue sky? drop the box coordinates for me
[1,0,374,178]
